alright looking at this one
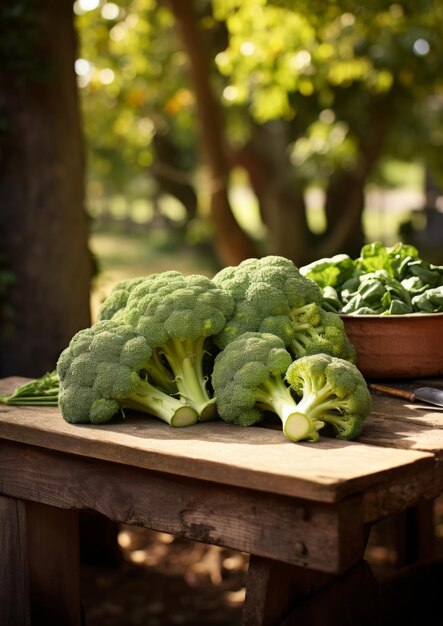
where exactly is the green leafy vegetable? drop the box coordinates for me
[0,371,59,406]
[301,242,443,315]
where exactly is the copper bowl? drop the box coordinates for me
[340,312,443,380]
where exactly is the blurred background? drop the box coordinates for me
[1,1,443,624]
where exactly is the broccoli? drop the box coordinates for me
[100,271,234,421]
[57,320,198,427]
[97,272,182,322]
[0,370,59,406]
[286,353,372,440]
[213,255,355,362]
[212,332,324,442]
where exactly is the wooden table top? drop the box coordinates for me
[1,377,442,505]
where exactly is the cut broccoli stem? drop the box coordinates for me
[122,378,198,427]
[161,336,216,421]
[255,376,323,442]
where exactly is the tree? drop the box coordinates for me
[213,0,443,263]
[0,0,93,377]
[168,0,257,265]
[75,0,443,267]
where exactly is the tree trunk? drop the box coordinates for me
[231,123,313,266]
[322,170,366,259]
[0,0,92,377]
[152,132,198,224]
[168,0,257,267]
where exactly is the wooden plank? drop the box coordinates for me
[0,496,81,626]
[25,502,81,626]
[0,401,435,504]
[0,496,31,626]
[356,391,443,489]
[370,392,443,427]
[243,558,380,626]
[393,502,436,566]
[242,556,333,626]
[280,560,380,626]
[0,441,367,573]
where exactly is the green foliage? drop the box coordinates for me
[75,0,198,195]
[76,0,443,217]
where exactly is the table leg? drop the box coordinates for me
[394,500,435,566]
[0,495,31,625]
[242,555,381,626]
[242,555,332,626]
[0,496,82,626]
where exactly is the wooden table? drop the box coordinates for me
[1,377,443,626]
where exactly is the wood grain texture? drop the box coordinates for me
[280,560,381,626]
[0,377,436,504]
[360,394,443,490]
[0,497,81,626]
[25,502,81,626]
[0,496,31,626]
[0,441,367,573]
[242,556,333,626]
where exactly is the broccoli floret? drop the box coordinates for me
[212,332,324,442]
[286,305,356,362]
[97,276,148,321]
[286,353,372,440]
[0,370,59,406]
[57,320,198,427]
[107,272,235,421]
[213,255,355,362]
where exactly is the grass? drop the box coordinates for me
[89,227,217,321]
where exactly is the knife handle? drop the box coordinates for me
[369,384,415,402]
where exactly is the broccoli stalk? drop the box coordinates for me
[286,354,372,440]
[119,375,197,427]
[144,348,177,396]
[0,371,59,406]
[160,336,215,421]
[114,272,234,421]
[253,375,323,442]
[288,303,356,362]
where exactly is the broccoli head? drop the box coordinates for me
[286,353,372,440]
[212,332,324,442]
[97,272,183,322]
[213,255,355,362]
[107,272,235,421]
[57,320,198,427]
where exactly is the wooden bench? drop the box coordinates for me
[1,376,442,625]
